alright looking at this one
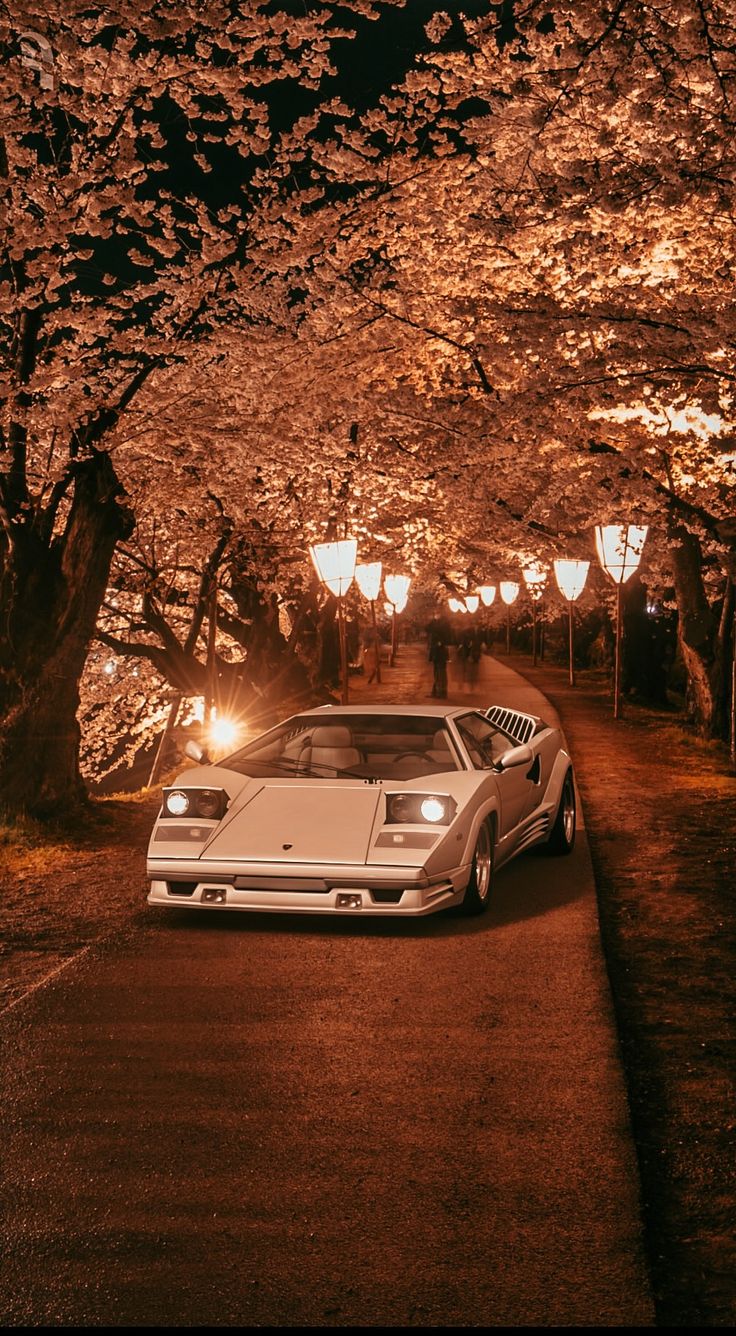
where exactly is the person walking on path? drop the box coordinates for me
[362,630,380,685]
[428,632,449,699]
[458,629,481,691]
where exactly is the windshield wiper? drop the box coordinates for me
[240,756,369,780]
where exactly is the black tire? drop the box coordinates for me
[545,768,576,855]
[460,818,494,915]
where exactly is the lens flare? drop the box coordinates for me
[210,717,238,749]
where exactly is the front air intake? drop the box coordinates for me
[167,881,197,897]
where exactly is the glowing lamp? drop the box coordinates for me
[499,581,519,605]
[554,560,590,687]
[309,537,358,703]
[354,561,382,602]
[522,564,547,602]
[522,565,547,666]
[464,594,479,614]
[309,539,357,597]
[384,574,411,607]
[594,523,649,718]
[478,585,496,607]
[554,559,590,603]
[384,574,411,665]
[354,561,383,684]
[498,581,519,654]
[594,525,648,585]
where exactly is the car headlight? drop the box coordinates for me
[420,796,447,823]
[196,788,224,819]
[165,789,190,817]
[385,793,456,825]
[162,788,228,820]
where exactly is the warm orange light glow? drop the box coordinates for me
[522,564,547,601]
[209,715,239,749]
[594,525,649,584]
[309,539,357,596]
[354,561,382,601]
[499,581,520,606]
[384,574,411,610]
[554,559,590,602]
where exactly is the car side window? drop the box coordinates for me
[455,713,506,769]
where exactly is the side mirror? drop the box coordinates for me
[184,738,210,765]
[496,743,534,771]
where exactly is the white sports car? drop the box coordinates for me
[146,703,575,917]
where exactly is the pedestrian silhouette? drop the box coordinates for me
[428,634,449,699]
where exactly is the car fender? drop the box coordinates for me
[456,787,500,872]
[541,746,574,810]
[421,779,499,883]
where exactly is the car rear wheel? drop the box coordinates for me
[545,769,576,855]
[460,818,494,915]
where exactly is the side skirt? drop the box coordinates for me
[494,808,553,869]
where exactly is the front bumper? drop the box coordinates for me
[146,858,466,916]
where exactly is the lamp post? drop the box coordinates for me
[355,560,383,684]
[476,587,495,650]
[522,565,547,666]
[384,574,411,665]
[553,559,590,687]
[594,523,649,718]
[309,538,357,704]
[499,581,519,653]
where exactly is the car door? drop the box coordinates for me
[454,712,533,840]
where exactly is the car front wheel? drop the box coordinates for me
[460,818,494,915]
[545,769,576,855]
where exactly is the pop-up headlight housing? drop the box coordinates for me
[385,793,456,825]
[162,787,228,820]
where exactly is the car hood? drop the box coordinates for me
[202,781,383,864]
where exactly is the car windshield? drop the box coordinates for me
[223,714,462,780]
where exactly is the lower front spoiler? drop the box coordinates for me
[147,876,465,917]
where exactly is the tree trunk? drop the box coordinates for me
[669,525,732,739]
[0,452,133,816]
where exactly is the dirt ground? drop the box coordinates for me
[1,642,734,1327]
[509,652,736,1329]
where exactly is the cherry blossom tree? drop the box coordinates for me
[0,0,430,814]
[251,0,736,733]
[5,0,736,815]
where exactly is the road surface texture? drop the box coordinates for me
[1,646,655,1327]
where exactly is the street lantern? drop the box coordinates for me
[448,597,465,614]
[499,581,519,654]
[554,559,590,687]
[594,523,649,719]
[464,594,480,614]
[310,538,357,704]
[478,585,496,607]
[522,564,547,666]
[355,560,383,685]
[384,574,411,665]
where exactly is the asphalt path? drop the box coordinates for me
[1,651,655,1327]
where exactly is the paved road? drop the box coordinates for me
[1,651,655,1327]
